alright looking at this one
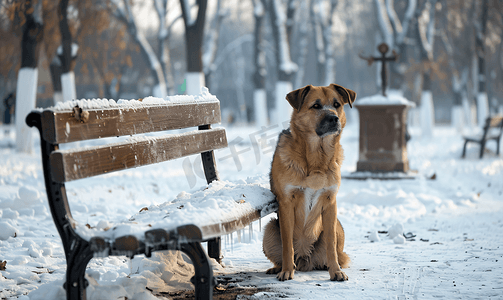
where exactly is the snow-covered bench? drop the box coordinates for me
[462,115,503,158]
[25,89,276,300]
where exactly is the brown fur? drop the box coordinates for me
[262,84,356,281]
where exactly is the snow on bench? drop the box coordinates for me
[76,177,276,243]
[52,86,218,111]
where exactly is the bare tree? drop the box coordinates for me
[269,0,298,125]
[154,0,176,94]
[292,0,310,88]
[438,0,473,131]
[441,31,470,131]
[180,0,208,95]
[413,0,438,137]
[374,0,416,91]
[110,0,168,98]
[58,0,79,102]
[14,0,44,153]
[474,0,490,127]
[311,0,338,86]
[252,0,268,127]
[203,0,227,91]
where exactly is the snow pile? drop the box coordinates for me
[356,93,415,106]
[51,86,218,111]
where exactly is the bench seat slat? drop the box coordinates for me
[50,128,227,182]
[42,100,221,144]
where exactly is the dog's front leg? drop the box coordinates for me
[277,200,295,281]
[322,201,348,281]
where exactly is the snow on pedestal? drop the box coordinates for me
[356,93,414,106]
[61,71,77,101]
[476,92,489,128]
[15,67,38,153]
[275,81,293,127]
[420,91,434,138]
[186,72,205,96]
[253,89,268,128]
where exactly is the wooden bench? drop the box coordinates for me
[26,91,276,300]
[462,115,503,158]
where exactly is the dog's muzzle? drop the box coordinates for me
[316,115,341,137]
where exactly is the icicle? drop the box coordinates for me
[231,232,234,253]
[249,223,253,242]
[237,229,241,243]
[259,217,262,232]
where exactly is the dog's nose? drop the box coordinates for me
[326,115,339,125]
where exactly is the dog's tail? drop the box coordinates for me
[338,251,351,269]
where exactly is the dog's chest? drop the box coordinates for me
[285,185,338,223]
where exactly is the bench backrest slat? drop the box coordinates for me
[488,116,503,128]
[50,128,227,182]
[42,100,221,144]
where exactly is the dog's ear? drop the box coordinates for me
[286,85,312,112]
[329,84,356,108]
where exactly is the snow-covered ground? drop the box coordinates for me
[1,120,503,299]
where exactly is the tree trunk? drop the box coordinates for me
[180,0,208,95]
[134,30,168,97]
[414,0,437,137]
[310,1,325,85]
[253,0,268,128]
[203,0,225,91]
[376,0,416,91]
[49,57,63,104]
[322,0,337,86]
[112,0,168,98]
[475,0,489,127]
[155,0,175,94]
[292,0,310,88]
[58,0,77,101]
[269,0,297,126]
[15,0,43,153]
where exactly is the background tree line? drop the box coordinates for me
[1,0,503,151]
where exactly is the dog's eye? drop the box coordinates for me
[334,102,341,108]
[312,103,322,109]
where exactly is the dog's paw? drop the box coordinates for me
[266,266,281,275]
[329,270,348,281]
[277,269,295,281]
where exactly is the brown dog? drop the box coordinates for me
[262,84,356,281]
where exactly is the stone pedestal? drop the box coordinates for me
[355,103,411,173]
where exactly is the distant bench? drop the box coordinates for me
[462,115,503,158]
[26,91,276,300]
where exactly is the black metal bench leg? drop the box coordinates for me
[181,242,214,300]
[479,141,486,158]
[462,140,469,158]
[65,246,94,300]
[208,237,222,263]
